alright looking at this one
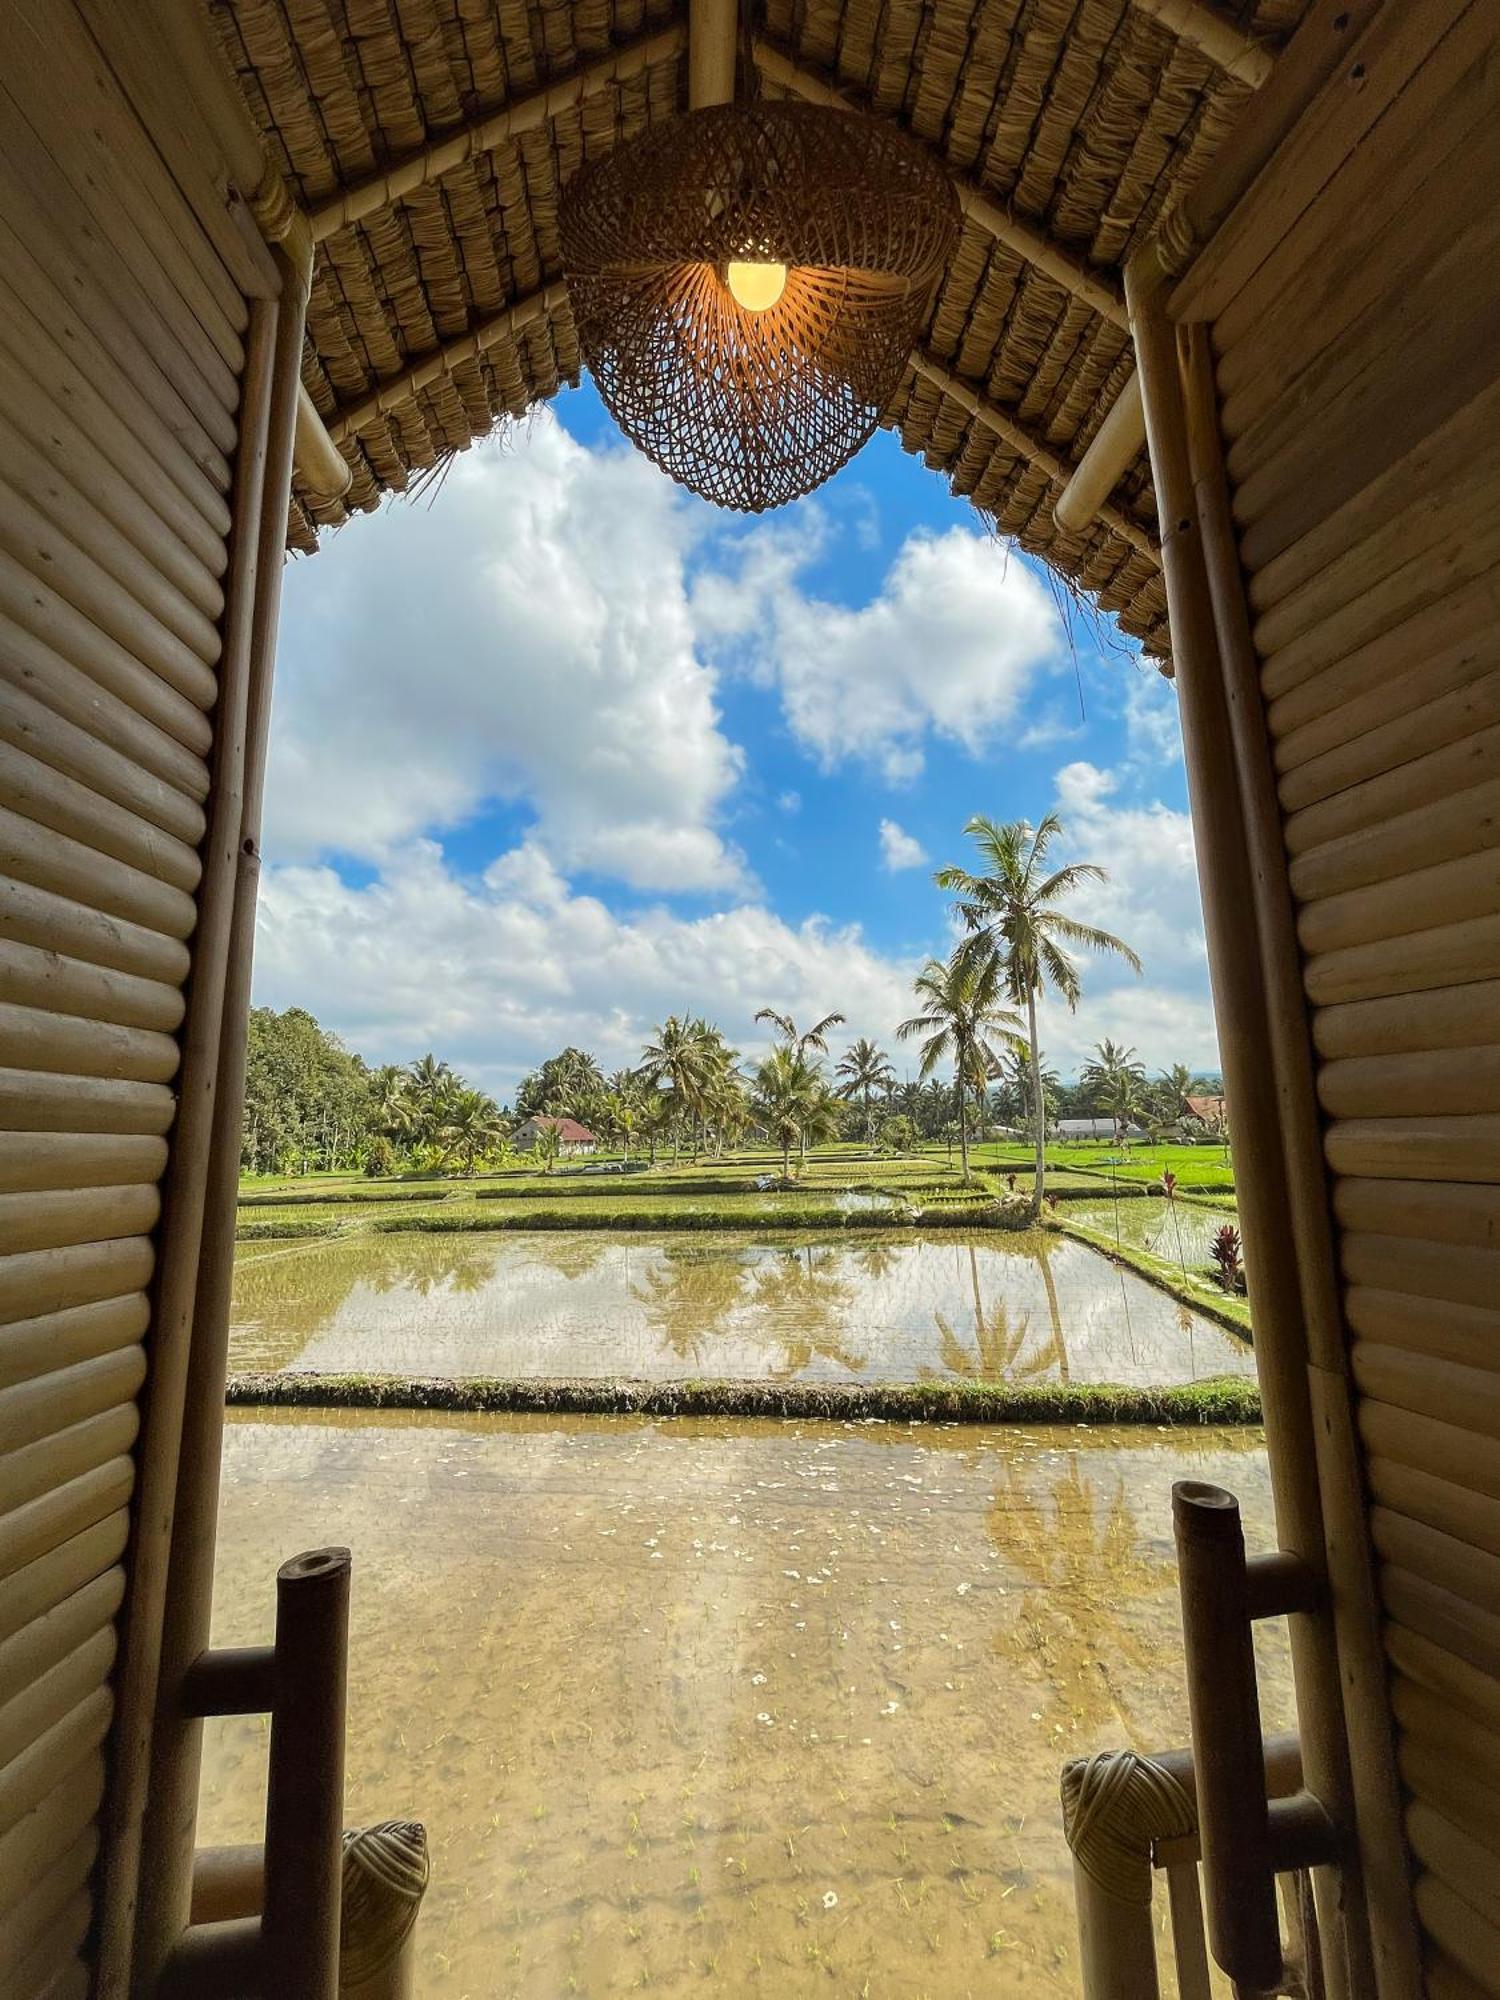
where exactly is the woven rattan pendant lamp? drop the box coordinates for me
[559,2,958,512]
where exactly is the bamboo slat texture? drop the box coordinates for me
[0,5,255,1993]
[1192,3,1500,1982]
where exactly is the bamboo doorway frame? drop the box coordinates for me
[1123,263,1421,1999]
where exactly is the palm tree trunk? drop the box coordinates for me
[957,1061,971,1180]
[1027,988,1046,1210]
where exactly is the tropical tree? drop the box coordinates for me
[751,1046,839,1177]
[1155,1062,1194,1123]
[531,1120,562,1174]
[1082,1039,1148,1146]
[754,1007,847,1060]
[936,814,1141,1206]
[897,952,1024,1181]
[439,1088,508,1175]
[835,1038,896,1148]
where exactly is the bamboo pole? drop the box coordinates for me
[1304,911,1500,1009]
[0,937,186,1036]
[0,804,198,939]
[753,42,1130,330]
[3,1405,140,1520]
[0,665,209,829]
[0,230,231,544]
[0,1238,155,1323]
[0,1068,176,1135]
[690,0,737,109]
[1053,373,1146,536]
[1321,1049,1500,1121]
[1334,1179,1500,1251]
[1126,258,1374,1997]
[0,1534,128,1682]
[0,1827,98,1984]
[1289,776,1500,901]
[262,1548,351,1998]
[908,349,1159,562]
[1352,1348,1500,1445]
[0,741,203,894]
[325,281,569,444]
[308,26,686,240]
[1349,1291,1500,1374]
[94,290,279,2000]
[0,1185,161,1256]
[0,1002,179,1084]
[1315,982,1500,1062]
[0,876,192,987]
[294,384,352,504]
[1370,1462,1500,1566]
[1127,0,1275,86]
[0,1130,169,1198]
[1297,849,1500,958]
[130,229,311,1994]
[0,1294,150,1390]
[1282,711,1500,833]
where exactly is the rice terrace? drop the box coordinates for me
[3,4,1492,1998]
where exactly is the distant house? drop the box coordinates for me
[1184,1094,1228,1131]
[1054,1117,1136,1142]
[513,1115,597,1156]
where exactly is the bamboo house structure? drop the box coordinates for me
[0,0,1496,1992]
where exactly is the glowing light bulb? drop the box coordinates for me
[725,260,788,312]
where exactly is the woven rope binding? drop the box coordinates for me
[560,101,959,512]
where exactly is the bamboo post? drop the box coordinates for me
[131,227,312,1989]
[1173,1481,1300,1989]
[1125,255,1368,1997]
[94,287,278,2000]
[262,1548,351,1999]
[689,0,737,110]
[1180,317,1425,1998]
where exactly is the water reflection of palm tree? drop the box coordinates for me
[522,1236,612,1282]
[747,1245,865,1378]
[930,1246,1048,1381]
[1034,1232,1071,1383]
[629,1244,751,1365]
[847,1238,906,1283]
[985,1453,1170,1738]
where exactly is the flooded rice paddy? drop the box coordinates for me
[228,1229,1251,1385]
[198,1410,1289,1998]
[1065,1197,1238,1259]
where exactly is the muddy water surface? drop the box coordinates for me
[228,1229,1251,1384]
[198,1411,1288,1997]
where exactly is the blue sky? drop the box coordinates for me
[252,379,1215,1100]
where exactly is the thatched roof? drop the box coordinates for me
[213,0,1303,653]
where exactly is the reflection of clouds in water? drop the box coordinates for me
[228,1229,1255,1387]
[199,1413,1287,1999]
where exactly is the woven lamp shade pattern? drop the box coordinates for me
[561,102,960,511]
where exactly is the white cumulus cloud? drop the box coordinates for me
[878,819,929,871]
[697,519,1066,781]
[253,840,920,1101]
[264,414,746,893]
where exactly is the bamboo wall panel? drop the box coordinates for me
[1198,6,1500,1981]
[0,6,256,1991]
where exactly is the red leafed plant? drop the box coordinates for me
[1209,1222,1245,1294]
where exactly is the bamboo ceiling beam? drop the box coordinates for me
[907,348,1158,563]
[323,281,569,444]
[306,26,687,242]
[689,0,737,110]
[1054,369,1146,533]
[1128,0,1275,88]
[752,42,1130,332]
[294,382,352,501]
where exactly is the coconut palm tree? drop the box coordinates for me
[1082,1039,1148,1146]
[754,1007,847,1060]
[835,1038,896,1149]
[751,1045,838,1177]
[439,1088,507,1175]
[936,814,1141,1206]
[897,953,1024,1182]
